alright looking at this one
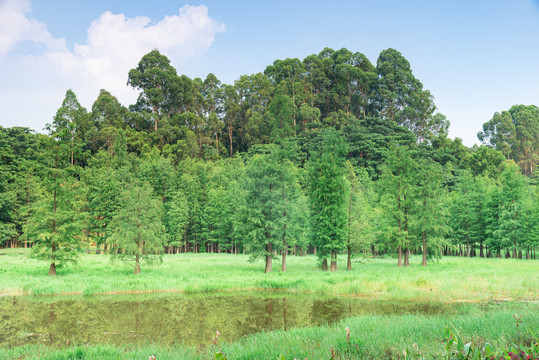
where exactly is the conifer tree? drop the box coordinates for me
[378,144,416,266]
[108,184,166,274]
[23,171,84,275]
[496,162,528,258]
[308,129,348,271]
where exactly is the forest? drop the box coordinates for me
[1,47,538,275]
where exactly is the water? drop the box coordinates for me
[0,292,461,347]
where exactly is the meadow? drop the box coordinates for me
[0,249,537,302]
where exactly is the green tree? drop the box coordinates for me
[375,48,439,142]
[240,145,295,273]
[495,162,528,258]
[478,105,539,176]
[164,189,189,253]
[47,90,90,167]
[108,184,166,274]
[22,171,84,276]
[414,158,449,265]
[128,50,189,132]
[308,129,348,271]
[378,144,416,266]
[450,171,479,257]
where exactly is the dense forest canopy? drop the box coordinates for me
[1,47,538,274]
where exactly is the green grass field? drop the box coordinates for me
[0,249,537,301]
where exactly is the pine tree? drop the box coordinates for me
[414,158,449,265]
[496,162,528,258]
[378,144,416,266]
[240,145,294,273]
[308,129,348,271]
[108,184,166,274]
[23,172,84,275]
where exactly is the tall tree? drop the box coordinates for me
[127,50,184,132]
[495,162,528,258]
[108,184,166,274]
[308,129,348,271]
[22,169,84,276]
[240,145,288,273]
[47,90,90,166]
[478,105,539,176]
[378,144,416,266]
[450,171,479,257]
[375,48,438,142]
[414,158,449,265]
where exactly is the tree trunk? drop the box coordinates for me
[281,237,287,272]
[265,242,272,273]
[398,245,403,267]
[48,262,56,276]
[321,258,328,271]
[422,231,427,266]
[404,247,410,266]
[330,250,337,272]
[135,254,141,274]
[282,204,287,272]
[347,191,352,271]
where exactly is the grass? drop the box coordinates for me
[0,249,537,301]
[0,302,537,359]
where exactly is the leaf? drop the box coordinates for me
[214,351,227,360]
[483,343,493,357]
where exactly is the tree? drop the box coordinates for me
[378,144,416,266]
[22,171,84,275]
[495,162,528,258]
[450,171,479,257]
[108,184,166,274]
[308,129,348,271]
[478,105,539,176]
[47,90,90,167]
[414,158,449,265]
[164,189,189,253]
[239,144,298,272]
[375,48,438,141]
[127,50,185,132]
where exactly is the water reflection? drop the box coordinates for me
[0,292,461,347]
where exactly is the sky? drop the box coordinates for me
[0,0,538,146]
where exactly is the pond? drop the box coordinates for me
[0,292,467,348]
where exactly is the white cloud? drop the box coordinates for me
[0,0,65,57]
[0,2,225,131]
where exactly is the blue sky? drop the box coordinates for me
[1,0,538,146]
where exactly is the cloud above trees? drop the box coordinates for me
[0,0,225,131]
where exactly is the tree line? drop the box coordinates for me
[0,47,538,275]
